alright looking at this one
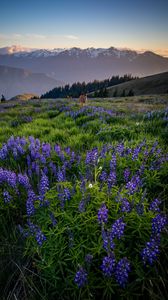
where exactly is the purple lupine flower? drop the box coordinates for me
[99,171,107,182]
[39,172,49,197]
[54,144,61,155]
[70,151,75,164]
[74,267,88,288]
[49,162,57,176]
[123,168,130,183]
[100,144,108,158]
[57,169,65,182]
[27,155,31,167]
[116,143,124,156]
[78,198,86,213]
[120,198,131,213]
[149,199,161,212]
[141,236,160,265]
[12,148,18,159]
[16,144,25,156]
[110,217,126,240]
[7,171,17,188]
[85,148,98,165]
[101,228,109,251]
[126,175,141,195]
[107,170,116,191]
[35,228,46,246]
[97,203,108,224]
[110,153,117,170]
[64,146,71,155]
[27,220,37,235]
[43,166,48,175]
[80,177,86,193]
[26,190,36,216]
[40,155,46,164]
[152,214,167,234]
[3,190,11,203]
[115,257,130,288]
[49,212,57,226]
[0,144,8,160]
[64,188,71,201]
[101,254,115,277]
[58,188,71,208]
[42,143,51,158]
[18,173,30,189]
[132,146,141,160]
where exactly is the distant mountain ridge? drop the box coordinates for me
[0,65,63,99]
[0,46,168,83]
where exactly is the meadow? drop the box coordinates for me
[0,95,168,300]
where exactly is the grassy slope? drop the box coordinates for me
[106,72,168,96]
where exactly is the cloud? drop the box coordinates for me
[0,33,46,41]
[26,34,46,39]
[64,35,79,40]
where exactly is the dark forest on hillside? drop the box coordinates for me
[41,74,138,98]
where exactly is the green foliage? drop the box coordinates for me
[0,96,168,299]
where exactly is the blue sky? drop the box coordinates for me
[0,0,168,55]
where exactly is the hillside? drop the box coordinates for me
[10,93,39,101]
[0,46,168,83]
[106,71,168,96]
[0,65,62,99]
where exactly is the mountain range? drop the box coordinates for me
[0,45,168,98]
[0,65,62,99]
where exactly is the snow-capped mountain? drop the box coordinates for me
[0,45,139,59]
[0,45,168,83]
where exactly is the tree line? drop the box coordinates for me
[41,74,138,98]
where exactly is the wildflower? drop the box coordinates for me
[123,168,130,183]
[149,198,161,212]
[57,169,65,182]
[35,228,46,246]
[78,198,86,212]
[141,235,160,265]
[101,254,115,277]
[74,267,88,287]
[115,257,130,288]
[18,173,30,189]
[126,175,141,195]
[107,170,116,191]
[152,214,167,234]
[101,227,109,251]
[39,172,49,197]
[0,144,8,160]
[120,198,131,213]
[110,217,126,240]
[99,170,107,182]
[97,203,108,224]
[3,190,11,203]
[49,212,57,226]
[88,183,93,188]
[110,153,117,170]
[26,190,36,216]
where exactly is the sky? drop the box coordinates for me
[0,0,168,56]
